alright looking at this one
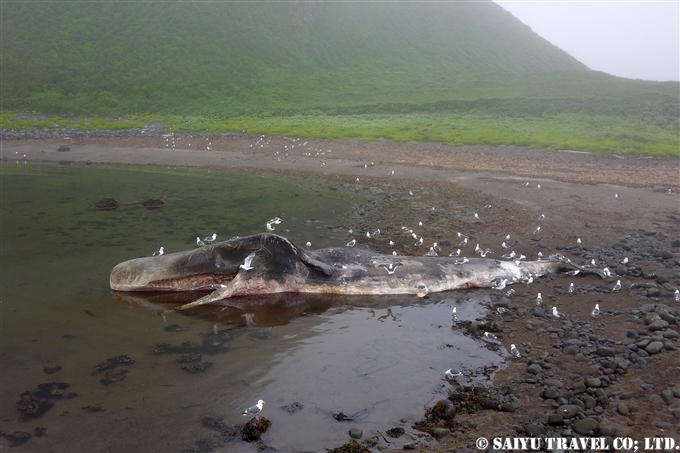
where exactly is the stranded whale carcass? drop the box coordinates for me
[109,233,606,310]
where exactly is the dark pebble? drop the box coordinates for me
[573,417,599,435]
[548,414,563,425]
[349,428,363,439]
[524,423,544,437]
[645,341,664,354]
[660,389,675,405]
[543,387,559,399]
[557,404,579,419]
[596,347,616,357]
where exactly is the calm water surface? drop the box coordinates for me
[1,162,505,452]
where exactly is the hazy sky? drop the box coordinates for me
[494,1,679,82]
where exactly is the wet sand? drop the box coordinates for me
[3,135,679,450]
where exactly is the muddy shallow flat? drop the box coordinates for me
[2,135,679,451]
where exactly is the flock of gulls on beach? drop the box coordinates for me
[150,134,680,408]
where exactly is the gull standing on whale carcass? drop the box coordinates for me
[196,237,205,247]
[204,233,217,244]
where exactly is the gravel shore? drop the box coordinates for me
[2,133,679,451]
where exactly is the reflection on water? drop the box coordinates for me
[1,163,505,452]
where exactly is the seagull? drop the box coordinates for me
[538,214,545,221]
[612,280,621,291]
[674,289,679,301]
[414,236,424,247]
[505,288,515,297]
[620,257,628,264]
[204,233,217,244]
[389,240,395,246]
[449,249,461,257]
[576,238,582,244]
[523,182,529,187]
[444,368,462,379]
[479,249,493,257]
[474,213,479,219]
[306,241,312,248]
[591,303,600,317]
[483,332,498,342]
[502,251,516,259]
[152,246,164,257]
[266,222,275,231]
[451,307,458,322]
[196,237,206,247]
[240,252,256,271]
[537,184,541,189]
[346,239,356,247]
[425,247,437,257]
[453,257,469,265]
[493,278,508,290]
[510,344,521,358]
[552,306,560,318]
[566,269,580,276]
[536,293,543,306]
[615,193,622,199]
[496,307,507,315]
[504,234,510,241]
[501,241,509,249]
[474,244,481,253]
[533,226,541,235]
[568,283,574,293]
[211,283,227,290]
[242,399,265,420]
[381,263,402,274]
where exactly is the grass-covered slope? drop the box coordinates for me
[2,0,589,115]
[1,0,678,156]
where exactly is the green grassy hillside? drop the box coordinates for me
[1,0,678,155]
[2,0,589,115]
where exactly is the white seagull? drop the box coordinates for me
[569,283,574,293]
[612,280,622,291]
[152,246,164,257]
[536,293,543,306]
[242,399,265,419]
[204,233,217,244]
[591,304,600,317]
[510,344,521,358]
[240,252,256,271]
[552,306,560,318]
[346,239,356,247]
[451,307,458,322]
[196,237,205,247]
[675,289,680,301]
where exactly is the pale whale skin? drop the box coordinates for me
[109,233,605,309]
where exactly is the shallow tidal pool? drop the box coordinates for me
[1,162,504,452]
